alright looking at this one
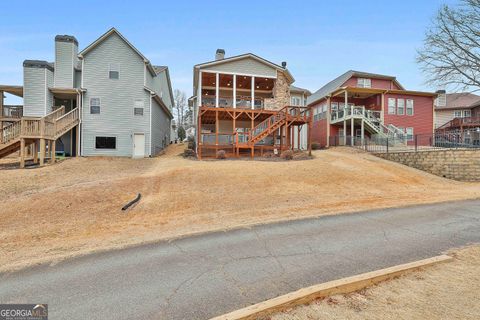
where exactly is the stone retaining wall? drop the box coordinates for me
[375,149,480,181]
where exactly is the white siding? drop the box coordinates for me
[81,32,151,157]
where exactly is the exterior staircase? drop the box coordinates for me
[331,106,406,144]
[0,106,79,159]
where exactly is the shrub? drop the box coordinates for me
[311,142,321,150]
[183,149,196,158]
[216,150,226,159]
[263,152,274,158]
[280,150,294,160]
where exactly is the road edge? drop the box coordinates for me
[209,254,453,320]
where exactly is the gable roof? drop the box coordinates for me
[307,70,405,106]
[79,27,156,75]
[153,65,175,107]
[436,93,480,110]
[194,53,294,83]
[290,85,311,96]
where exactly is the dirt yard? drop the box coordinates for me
[272,245,480,320]
[1,144,480,272]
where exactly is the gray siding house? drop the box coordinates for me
[0,28,173,159]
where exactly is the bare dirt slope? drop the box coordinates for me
[1,145,479,272]
[272,246,480,320]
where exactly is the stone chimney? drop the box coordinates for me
[215,49,225,61]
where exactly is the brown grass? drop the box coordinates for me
[0,144,479,273]
[272,245,480,320]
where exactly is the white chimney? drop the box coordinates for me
[215,49,225,61]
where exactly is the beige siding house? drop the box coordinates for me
[435,91,480,128]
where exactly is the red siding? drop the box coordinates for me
[384,93,434,138]
[312,118,328,147]
[342,76,401,90]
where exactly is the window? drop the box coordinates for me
[388,98,396,114]
[90,98,100,114]
[454,110,462,118]
[464,110,471,117]
[134,99,144,116]
[397,99,405,115]
[406,127,414,141]
[406,99,414,115]
[95,136,116,149]
[331,102,338,111]
[357,78,371,88]
[291,97,301,106]
[109,64,119,79]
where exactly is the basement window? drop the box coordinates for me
[95,136,116,149]
[406,127,414,141]
[109,64,119,79]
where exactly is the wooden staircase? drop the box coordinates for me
[0,106,79,163]
[248,107,287,145]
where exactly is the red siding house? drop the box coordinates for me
[307,71,437,147]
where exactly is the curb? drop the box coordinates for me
[210,254,453,320]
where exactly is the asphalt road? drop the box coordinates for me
[1,200,479,319]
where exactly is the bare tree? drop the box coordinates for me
[417,0,480,92]
[173,89,187,127]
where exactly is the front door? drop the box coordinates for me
[133,133,145,158]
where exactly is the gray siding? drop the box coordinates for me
[202,57,277,77]
[23,67,47,117]
[46,69,54,113]
[81,32,151,157]
[151,98,171,155]
[54,41,77,88]
[153,72,173,110]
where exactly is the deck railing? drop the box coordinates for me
[0,121,21,145]
[2,105,23,118]
[55,108,79,136]
[202,96,265,109]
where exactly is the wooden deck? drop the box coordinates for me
[0,106,79,167]
[197,106,312,159]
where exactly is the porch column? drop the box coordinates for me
[326,97,331,147]
[344,90,348,145]
[198,71,202,107]
[215,73,219,108]
[233,75,236,109]
[361,106,365,146]
[381,92,385,122]
[351,104,354,146]
[251,76,255,110]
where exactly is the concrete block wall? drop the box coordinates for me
[375,149,480,181]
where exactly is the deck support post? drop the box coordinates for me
[344,90,348,146]
[361,116,365,146]
[197,110,202,160]
[297,126,301,150]
[20,138,25,168]
[326,97,331,147]
[76,124,80,157]
[33,141,38,163]
[51,139,56,164]
[40,138,45,166]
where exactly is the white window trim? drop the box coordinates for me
[406,127,414,141]
[406,99,414,116]
[397,98,405,115]
[357,78,371,88]
[388,98,396,115]
[90,97,101,114]
[109,63,120,79]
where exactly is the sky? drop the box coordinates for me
[0,0,459,104]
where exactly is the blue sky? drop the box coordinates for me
[0,0,457,104]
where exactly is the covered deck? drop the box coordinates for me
[0,85,24,124]
[197,106,311,159]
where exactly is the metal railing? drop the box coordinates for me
[360,132,480,153]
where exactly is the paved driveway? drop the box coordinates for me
[1,200,479,319]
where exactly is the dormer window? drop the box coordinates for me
[109,64,119,79]
[357,78,371,88]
